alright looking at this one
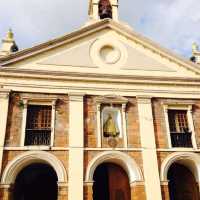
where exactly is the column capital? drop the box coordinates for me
[0,184,13,189]
[130,181,145,187]
[68,93,85,102]
[57,182,68,187]
[84,181,94,186]
[0,90,11,99]
[136,96,152,104]
[122,103,126,112]
[161,181,169,186]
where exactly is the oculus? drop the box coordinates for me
[90,38,127,67]
[100,45,121,64]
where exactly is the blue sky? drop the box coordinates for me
[0,0,200,58]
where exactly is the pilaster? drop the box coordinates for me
[68,93,84,200]
[0,90,10,175]
[137,96,162,200]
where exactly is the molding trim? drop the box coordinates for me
[160,152,200,182]
[85,151,143,183]
[1,151,67,184]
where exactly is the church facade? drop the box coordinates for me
[0,0,200,200]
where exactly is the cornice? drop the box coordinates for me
[0,69,200,86]
[2,82,200,99]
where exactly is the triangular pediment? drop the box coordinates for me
[1,20,200,80]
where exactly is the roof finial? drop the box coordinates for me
[192,42,199,53]
[6,28,14,40]
[0,28,19,57]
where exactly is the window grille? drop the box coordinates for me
[168,110,192,147]
[25,105,52,146]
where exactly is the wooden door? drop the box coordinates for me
[93,163,131,200]
[168,163,200,200]
[108,164,131,200]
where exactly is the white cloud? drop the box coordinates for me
[120,0,200,57]
[0,0,200,58]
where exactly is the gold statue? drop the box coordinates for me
[103,114,119,137]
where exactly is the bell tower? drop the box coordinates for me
[89,0,119,21]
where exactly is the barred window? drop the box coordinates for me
[26,105,52,130]
[25,105,52,146]
[168,110,189,133]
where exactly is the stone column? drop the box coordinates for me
[68,93,84,200]
[0,184,13,200]
[57,182,68,200]
[0,90,10,175]
[137,96,162,200]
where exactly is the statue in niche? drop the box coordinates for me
[98,0,113,19]
[103,113,119,137]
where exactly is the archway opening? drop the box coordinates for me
[167,163,200,200]
[13,163,58,200]
[93,163,131,200]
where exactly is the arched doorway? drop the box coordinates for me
[168,163,200,200]
[93,163,131,200]
[13,163,58,200]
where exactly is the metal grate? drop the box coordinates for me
[25,105,52,146]
[168,110,192,147]
[168,110,189,133]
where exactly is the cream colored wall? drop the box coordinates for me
[1,20,200,200]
